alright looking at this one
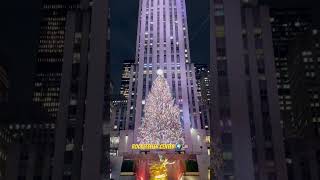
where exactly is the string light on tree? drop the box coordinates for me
[137,72,184,144]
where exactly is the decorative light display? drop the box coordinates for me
[149,155,175,180]
[137,72,184,144]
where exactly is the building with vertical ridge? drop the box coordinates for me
[195,64,211,130]
[210,0,287,179]
[119,0,205,150]
[32,0,80,119]
[120,60,135,99]
[286,29,320,180]
[4,1,110,179]
[113,0,209,179]
[270,8,312,136]
[50,0,110,180]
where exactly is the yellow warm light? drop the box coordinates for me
[149,156,174,180]
[206,136,211,143]
[131,144,175,150]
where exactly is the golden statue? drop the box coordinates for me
[149,155,175,180]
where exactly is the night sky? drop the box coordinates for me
[0,0,319,101]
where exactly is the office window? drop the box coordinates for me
[217,48,226,57]
[257,58,265,74]
[221,133,232,144]
[217,60,228,76]
[64,151,73,164]
[265,147,275,160]
[244,55,250,75]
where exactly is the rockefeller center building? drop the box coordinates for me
[112,0,210,179]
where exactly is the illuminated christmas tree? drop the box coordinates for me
[137,70,184,144]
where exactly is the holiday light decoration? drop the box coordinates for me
[149,155,175,180]
[137,71,184,144]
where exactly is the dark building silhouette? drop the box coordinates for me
[109,95,126,159]
[111,95,128,132]
[0,65,54,180]
[0,66,8,103]
[0,128,12,180]
[2,0,110,180]
[194,64,210,129]
[32,0,80,118]
[0,64,10,180]
[270,8,312,136]
[210,1,287,179]
[0,58,10,180]
[111,60,134,132]
[120,60,135,99]
[51,1,110,180]
[2,103,54,180]
[286,29,320,180]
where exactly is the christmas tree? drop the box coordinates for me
[137,70,184,144]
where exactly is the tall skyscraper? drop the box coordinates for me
[118,0,206,152]
[210,1,287,179]
[0,87,54,180]
[109,95,127,160]
[4,111,54,180]
[113,0,209,179]
[111,95,128,131]
[111,60,135,132]
[286,29,320,180]
[195,64,211,129]
[0,55,55,180]
[32,0,80,118]
[195,64,211,104]
[2,1,110,179]
[270,8,312,135]
[120,60,135,99]
[50,0,110,180]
